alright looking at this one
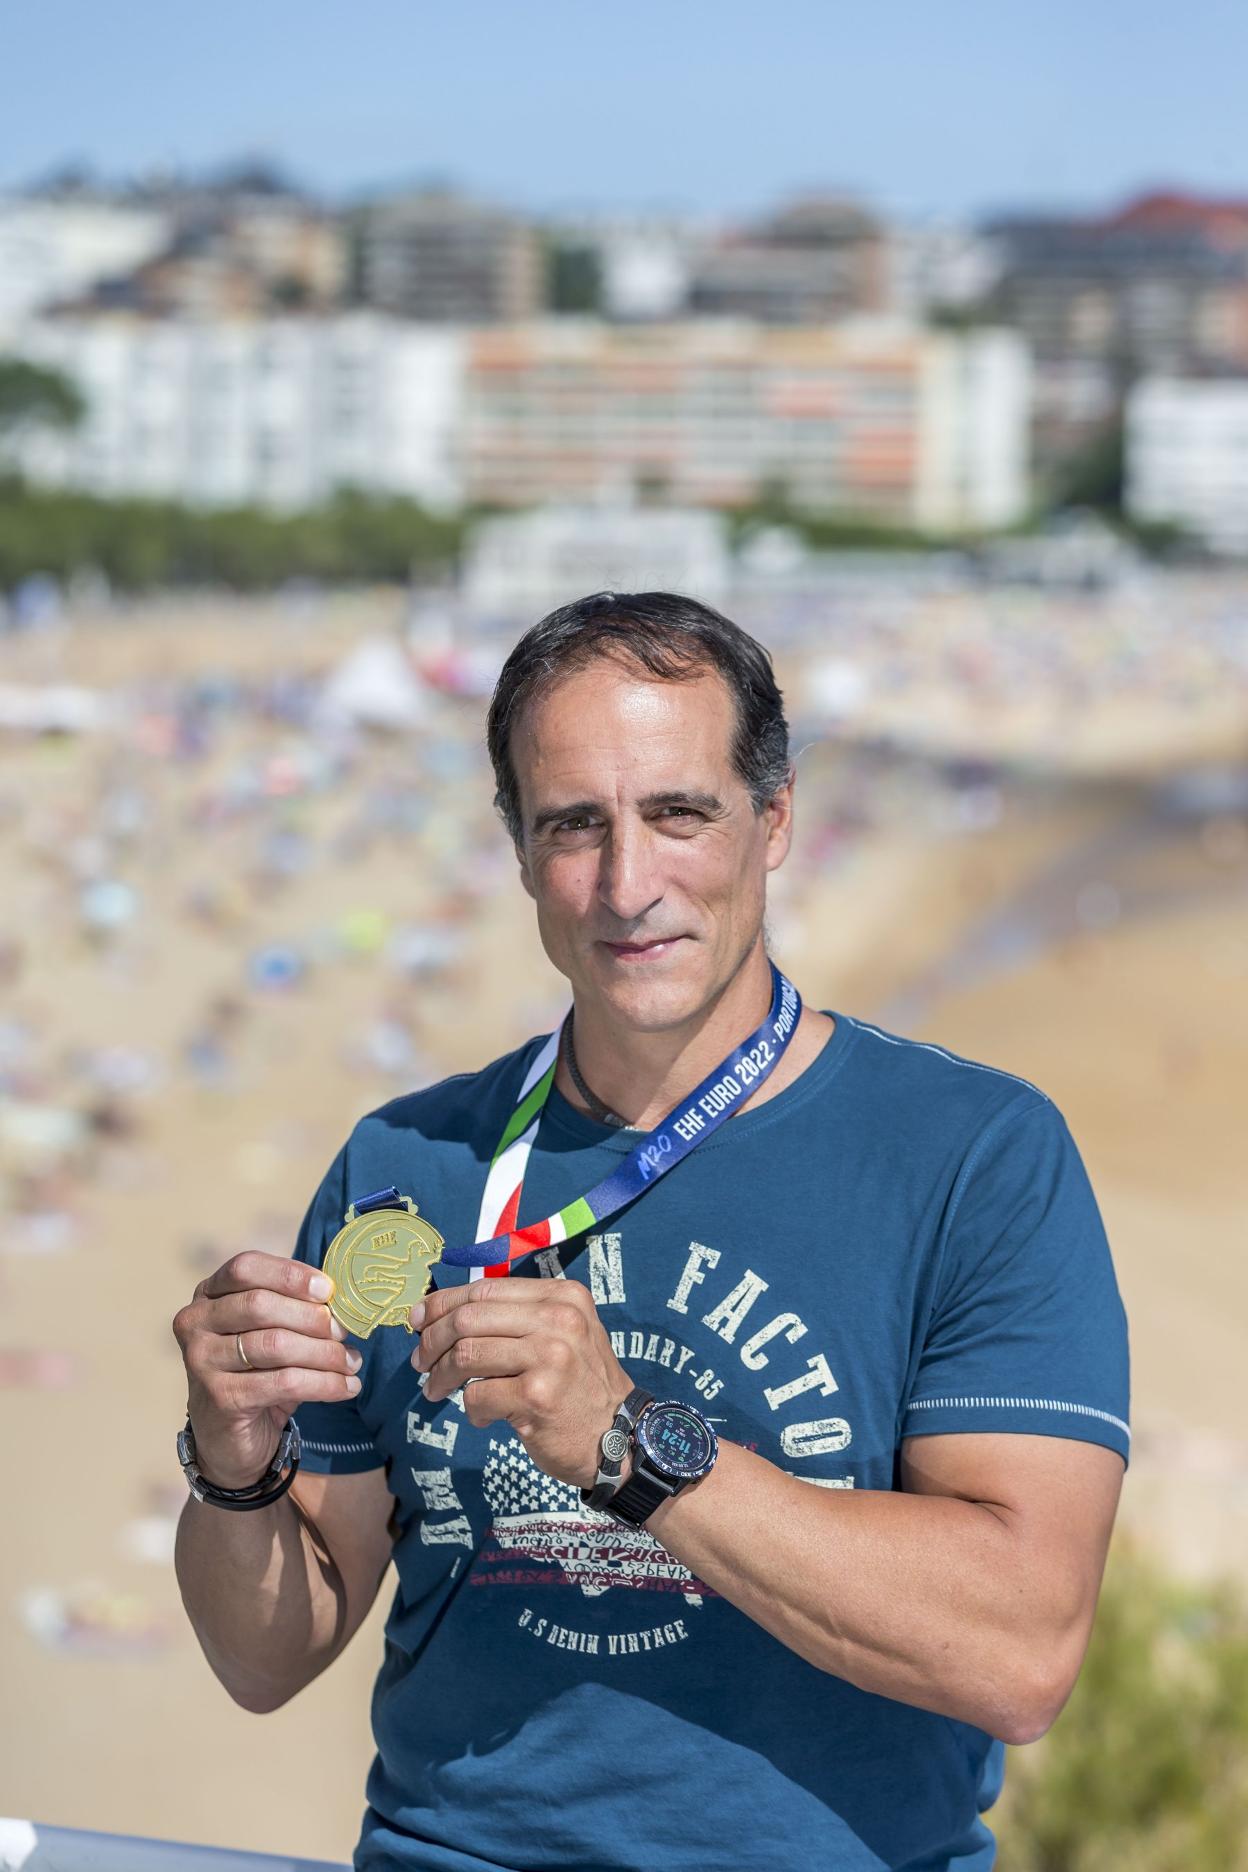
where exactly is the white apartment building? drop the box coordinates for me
[463,320,1030,531]
[5,310,1030,531]
[0,197,172,328]
[6,314,466,511]
[462,503,733,617]
[917,327,1032,531]
[1126,376,1248,553]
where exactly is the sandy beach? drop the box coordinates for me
[2,583,1246,1859]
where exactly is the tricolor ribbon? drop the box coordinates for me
[455,963,800,1279]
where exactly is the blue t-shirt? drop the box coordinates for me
[292,1010,1130,1872]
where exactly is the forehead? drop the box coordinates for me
[512,659,739,792]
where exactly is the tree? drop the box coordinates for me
[996,1541,1248,1870]
[1048,418,1125,515]
[270,273,311,310]
[545,239,603,314]
[0,358,86,443]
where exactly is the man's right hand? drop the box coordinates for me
[172,1253,363,1490]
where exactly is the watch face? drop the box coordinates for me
[636,1402,717,1481]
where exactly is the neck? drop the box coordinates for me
[557,943,777,1132]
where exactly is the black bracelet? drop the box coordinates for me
[580,1386,652,1512]
[177,1416,302,1511]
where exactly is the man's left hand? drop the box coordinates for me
[410,1280,631,1489]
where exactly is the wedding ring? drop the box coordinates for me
[236,1331,254,1371]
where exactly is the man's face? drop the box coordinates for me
[510,655,792,1032]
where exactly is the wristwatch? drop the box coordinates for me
[580,1385,652,1511]
[604,1397,719,1527]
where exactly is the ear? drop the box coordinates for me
[763,768,795,874]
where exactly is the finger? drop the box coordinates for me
[207,1325,363,1379]
[415,1276,592,1333]
[204,1288,348,1343]
[413,1298,562,1371]
[422,1335,533,1402]
[209,1366,363,1415]
[459,1377,518,1430]
[200,1251,334,1306]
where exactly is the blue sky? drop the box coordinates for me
[5,1,1246,221]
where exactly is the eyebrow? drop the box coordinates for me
[529,789,726,835]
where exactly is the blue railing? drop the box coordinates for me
[0,1820,348,1872]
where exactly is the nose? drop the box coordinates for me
[597,817,664,927]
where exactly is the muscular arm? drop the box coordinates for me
[412,1279,1125,1745]
[646,1430,1124,1744]
[174,1464,396,1713]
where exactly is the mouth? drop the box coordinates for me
[599,936,689,964]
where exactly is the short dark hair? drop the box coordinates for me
[486,590,791,844]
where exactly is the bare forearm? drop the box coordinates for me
[174,1481,346,1712]
[648,1441,1064,1741]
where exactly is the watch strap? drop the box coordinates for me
[603,1462,677,1527]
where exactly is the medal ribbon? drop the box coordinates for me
[452,963,801,1278]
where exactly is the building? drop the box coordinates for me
[986,192,1248,372]
[215,198,347,308]
[984,191,1248,481]
[0,169,347,331]
[0,195,172,330]
[7,313,465,511]
[462,502,732,617]
[355,189,543,323]
[6,302,1029,534]
[42,183,349,321]
[463,319,1030,532]
[884,221,1001,322]
[594,219,698,321]
[48,209,348,323]
[1125,376,1248,553]
[59,234,273,321]
[688,197,888,325]
[545,214,700,322]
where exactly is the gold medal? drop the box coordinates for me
[322,1195,445,1339]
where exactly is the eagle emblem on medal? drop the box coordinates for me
[322,1194,445,1338]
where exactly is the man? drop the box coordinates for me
[173,591,1129,1871]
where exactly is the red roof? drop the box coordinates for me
[1102,190,1248,247]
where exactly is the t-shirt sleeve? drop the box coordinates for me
[901,1096,1131,1465]
[288,1144,386,1475]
